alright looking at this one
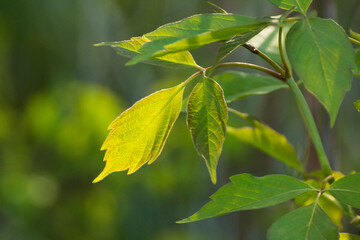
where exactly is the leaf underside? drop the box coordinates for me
[228,110,304,172]
[268,202,339,240]
[213,71,288,102]
[187,78,228,184]
[286,17,356,126]
[178,174,315,223]
[93,82,186,183]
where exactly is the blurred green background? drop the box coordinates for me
[0,0,359,239]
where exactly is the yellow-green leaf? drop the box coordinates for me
[95,36,200,69]
[340,233,360,240]
[268,0,313,14]
[187,78,228,184]
[228,110,304,173]
[93,82,187,183]
[355,100,360,112]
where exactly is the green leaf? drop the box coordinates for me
[177,174,316,223]
[268,202,339,240]
[228,110,304,173]
[187,77,228,184]
[127,14,270,65]
[328,173,360,209]
[354,100,360,112]
[95,37,200,69]
[213,71,288,102]
[286,17,356,126]
[93,81,187,183]
[216,30,263,62]
[350,29,360,41]
[355,49,360,77]
[268,0,313,14]
[340,233,360,240]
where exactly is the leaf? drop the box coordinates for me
[127,14,270,65]
[187,77,228,184]
[93,82,187,183]
[340,233,360,240]
[268,0,313,14]
[216,30,263,62]
[328,173,360,209]
[350,29,360,41]
[355,49,360,77]
[95,37,200,69]
[213,71,288,102]
[286,17,356,126]
[268,202,339,240]
[177,174,316,223]
[228,110,304,173]
[355,100,360,112]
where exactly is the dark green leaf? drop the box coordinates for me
[213,71,288,102]
[268,202,339,240]
[328,173,360,209]
[178,174,316,223]
[187,78,228,184]
[95,37,200,69]
[355,49,360,77]
[228,110,304,173]
[286,17,356,126]
[127,14,270,65]
[268,0,313,14]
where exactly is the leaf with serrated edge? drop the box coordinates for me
[214,71,288,102]
[268,202,339,240]
[340,233,360,240]
[93,82,187,183]
[178,174,315,223]
[268,0,313,14]
[127,14,270,65]
[286,17,356,126]
[228,110,304,173]
[355,100,360,112]
[187,77,228,184]
[328,173,360,209]
[95,37,200,69]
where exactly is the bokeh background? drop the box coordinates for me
[0,0,359,239]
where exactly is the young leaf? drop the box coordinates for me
[286,17,356,126]
[93,82,187,183]
[213,71,288,102]
[354,100,360,112]
[216,30,263,62]
[340,233,360,240]
[228,110,304,173]
[328,173,360,209]
[268,0,312,14]
[127,14,270,65]
[177,174,316,223]
[268,202,339,240]
[187,77,228,184]
[96,37,200,69]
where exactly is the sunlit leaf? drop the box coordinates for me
[328,173,360,209]
[268,0,313,14]
[187,77,228,184]
[340,233,360,240]
[286,17,356,126]
[93,82,187,183]
[95,37,200,69]
[350,29,360,41]
[355,100,360,112]
[268,202,339,240]
[213,71,288,102]
[178,174,315,223]
[228,110,304,173]
[127,14,270,65]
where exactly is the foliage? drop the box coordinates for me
[94,0,360,239]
